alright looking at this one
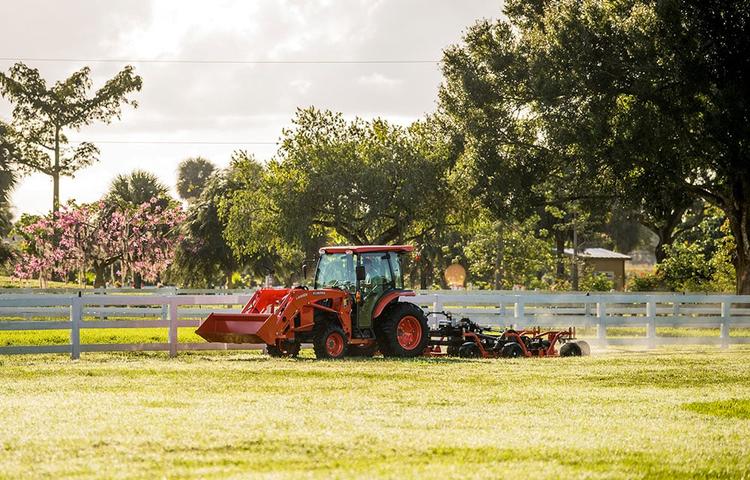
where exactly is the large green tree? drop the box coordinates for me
[439,16,614,285]
[231,108,456,246]
[442,0,750,294]
[220,151,317,285]
[0,63,142,212]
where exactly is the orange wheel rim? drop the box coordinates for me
[325,332,344,357]
[396,316,422,350]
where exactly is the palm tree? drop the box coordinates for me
[176,157,216,202]
[107,170,169,208]
[106,170,171,288]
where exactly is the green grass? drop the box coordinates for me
[0,275,81,289]
[3,326,749,348]
[0,328,205,346]
[683,399,750,420]
[2,349,750,479]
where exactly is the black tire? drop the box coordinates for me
[312,322,348,359]
[266,343,300,358]
[560,342,582,357]
[376,302,430,358]
[458,341,482,358]
[446,345,461,356]
[266,345,284,357]
[500,342,524,358]
[346,343,378,357]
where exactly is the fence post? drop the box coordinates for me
[431,294,443,328]
[646,300,656,349]
[70,293,82,360]
[596,302,607,347]
[168,297,179,358]
[720,301,730,350]
[514,300,525,329]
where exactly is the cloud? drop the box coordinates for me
[1,0,501,216]
[357,73,402,88]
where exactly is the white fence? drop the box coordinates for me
[1,290,749,358]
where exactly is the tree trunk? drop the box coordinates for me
[53,126,60,213]
[93,264,107,289]
[493,223,504,290]
[419,258,431,290]
[728,205,750,295]
[133,272,143,289]
[555,231,566,279]
[654,225,677,263]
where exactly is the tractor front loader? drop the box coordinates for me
[196,245,430,359]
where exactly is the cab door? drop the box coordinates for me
[356,252,395,329]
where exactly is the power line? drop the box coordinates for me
[0,57,441,65]
[70,140,279,145]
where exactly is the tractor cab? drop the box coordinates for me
[314,245,411,330]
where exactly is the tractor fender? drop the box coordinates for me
[372,290,416,319]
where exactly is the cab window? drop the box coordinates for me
[315,253,355,291]
[360,253,393,289]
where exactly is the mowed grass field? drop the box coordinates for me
[1,348,750,479]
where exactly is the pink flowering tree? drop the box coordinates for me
[120,198,185,287]
[14,199,184,288]
[13,215,66,288]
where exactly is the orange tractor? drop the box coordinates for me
[196,245,430,359]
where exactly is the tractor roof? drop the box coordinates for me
[320,245,414,254]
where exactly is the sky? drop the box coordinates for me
[0,0,501,216]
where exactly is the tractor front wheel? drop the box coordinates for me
[377,303,430,358]
[266,343,300,358]
[313,323,348,359]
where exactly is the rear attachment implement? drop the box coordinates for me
[426,312,590,358]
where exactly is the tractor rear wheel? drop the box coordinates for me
[458,341,482,358]
[500,342,524,358]
[377,302,430,358]
[313,323,348,359]
[560,342,582,357]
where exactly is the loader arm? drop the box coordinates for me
[196,288,353,346]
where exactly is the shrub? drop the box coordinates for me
[627,272,664,292]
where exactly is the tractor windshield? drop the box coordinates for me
[314,253,355,291]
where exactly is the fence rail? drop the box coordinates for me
[1,290,749,358]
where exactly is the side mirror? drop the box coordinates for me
[356,265,366,282]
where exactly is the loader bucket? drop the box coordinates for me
[195,312,271,344]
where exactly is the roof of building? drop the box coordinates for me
[563,248,632,260]
[320,245,414,254]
